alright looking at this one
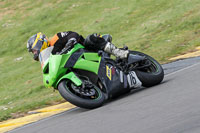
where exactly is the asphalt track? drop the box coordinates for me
[10,57,200,133]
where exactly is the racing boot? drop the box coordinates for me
[104,42,129,59]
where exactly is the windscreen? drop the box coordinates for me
[39,46,54,68]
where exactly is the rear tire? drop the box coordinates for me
[58,80,105,109]
[129,51,164,87]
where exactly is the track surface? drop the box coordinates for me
[10,57,200,133]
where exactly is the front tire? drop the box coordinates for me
[129,51,164,87]
[58,80,105,109]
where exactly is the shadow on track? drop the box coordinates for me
[103,79,171,106]
[60,78,172,116]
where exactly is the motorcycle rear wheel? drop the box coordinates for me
[58,79,105,109]
[129,51,164,87]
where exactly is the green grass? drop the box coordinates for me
[1,0,200,121]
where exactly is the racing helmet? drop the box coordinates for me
[27,32,49,61]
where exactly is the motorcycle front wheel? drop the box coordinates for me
[58,79,105,109]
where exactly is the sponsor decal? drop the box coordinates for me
[111,67,115,75]
[106,65,112,80]
[61,32,69,37]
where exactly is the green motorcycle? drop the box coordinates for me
[39,43,164,109]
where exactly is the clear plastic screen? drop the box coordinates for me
[39,46,54,68]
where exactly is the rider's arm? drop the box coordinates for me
[51,31,83,54]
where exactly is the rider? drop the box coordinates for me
[27,31,129,61]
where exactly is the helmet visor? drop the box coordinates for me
[30,37,44,61]
[32,40,43,51]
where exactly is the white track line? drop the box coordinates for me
[165,62,200,77]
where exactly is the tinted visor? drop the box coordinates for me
[30,38,44,61]
[32,40,43,51]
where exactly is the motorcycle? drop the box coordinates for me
[39,42,164,109]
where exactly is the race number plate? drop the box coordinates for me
[127,71,142,88]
